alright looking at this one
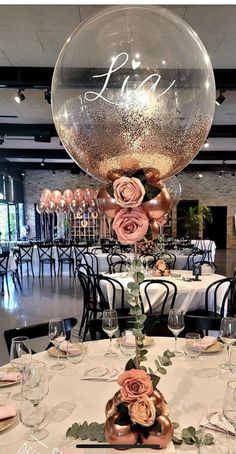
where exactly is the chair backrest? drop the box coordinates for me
[76,263,97,305]
[0,242,10,253]
[74,246,87,267]
[0,252,10,273]
[205,277,232,316]
[96,275,126,313]
[91,247,103,255]
[139,254,156,269]
[37,245,53,260]
[107,253,127,273]
[186,252,205,270]
[4,317,77,355]
[57,245,73,260]
[18,245,34,261]
[157,253,176,270]
[83,252,99,274]
[194,260,217,275]
[140,279,177,318]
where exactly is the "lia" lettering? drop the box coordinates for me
[85,52,175,107]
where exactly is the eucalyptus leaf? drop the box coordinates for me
[127,282,139,290]
[203,433,214,445]
[158,355,172,366]
[172,422,180,430]
[163,349,175,358]
[137,314,147,324]
[149,373,160,387]
[158,366,167,375]
[133,328,143,337]
[129,288,140,297]
[106,184,114,198]
[172,435,183,445]
[125,358,136,370]
[136,272,145,283]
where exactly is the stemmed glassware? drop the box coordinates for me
[21,361,49,441]
[223,380,236,451]
[10,336,32,401]
[48,318,66,370]
[219,317,236,370]
[102,309,119,357]
[168,309,185,356]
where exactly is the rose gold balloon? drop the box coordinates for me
[149,220,159,240]
[140,415,173,448]
[105,399,117,419]
[97,187,121,219]
[70,199,79,213]
[88,200,96,213]
[158,213,168,226]
[51,190,62,204]
[74,188,84,203]
[41,188,52,203]
[105,413,138,445]
[83,188,94,203]
[47,201,56,214]
[63,189,74,204]
[113,390,123,406]
[36,202,47,214]
[80,200,88,213]
[142,187,171,220]
[58,198,69,213]
[150,389,165,413]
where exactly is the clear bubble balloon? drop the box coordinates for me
[52,5,215,183]
[163,176,182,208]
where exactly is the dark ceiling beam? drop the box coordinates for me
[208,125,236,138]
[0,67,236,90]
[0,148,68,159]
[0,123,58,137]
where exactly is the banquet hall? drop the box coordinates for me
[1,3,236,453]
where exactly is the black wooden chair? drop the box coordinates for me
[74,245,87,275]
[37,244,56,277]
[89,314,159,341]
[0,252,10,295]
[185,277,232,335]
[56,245,74,277]
[194,260,217,275]
[139,253,157,270]
[186,251,206,270]
[140,280,177,337]
[4,317,78,355]
[15,245,34,277]
[83,252,99,275]
[107,253,127,274]
[96,274,129,316]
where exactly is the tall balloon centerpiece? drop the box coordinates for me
[51,5,215,448]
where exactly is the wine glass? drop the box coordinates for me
[223,380,236,452]
[102,309,119,357]
[48,318,66,370]
[21,361,49,441]
[10,336,32,401]
[219,317,236,370]
[168,309,185,356]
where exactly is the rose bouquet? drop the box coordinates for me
[137,239,157,255]
[104,369,173,448]
[154,259,171,277]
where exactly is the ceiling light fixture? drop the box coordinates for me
[44,89,51,104]
[215,90,226,106]
[195,172,203,179]
[232,171,236,177]
[204,141,209,148]
[14,89,25,104]
[0,135,4,145]
[41,158,45,167]
[52,170,55,176]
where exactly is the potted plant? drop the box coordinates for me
[178,205,213,238]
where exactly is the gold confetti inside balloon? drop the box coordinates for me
[52,5,215,183]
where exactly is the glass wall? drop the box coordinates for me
[0,203,9,240]
[0,174,25,242]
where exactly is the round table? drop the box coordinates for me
[0,337,233,453]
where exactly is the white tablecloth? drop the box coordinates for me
[101,270,229,315]
[0,337,232,453]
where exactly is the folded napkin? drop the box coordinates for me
[81,368,122,382]
[59,341,83,356]
[200,411,235,436]
[0,404,16,420]
[200,336,217,350]
[53,336,65,347]
[0,373,20,382]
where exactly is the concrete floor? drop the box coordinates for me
[0,249,235,366]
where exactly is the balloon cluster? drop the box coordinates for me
[36,187,99,215]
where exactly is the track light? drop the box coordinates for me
[14,89,25,104]
[44,89,51,104]
[204,141,209,149]
[41,158,45,167]
[218,170,224,177]
[195,172,203,179]
[52,170,55,176]
[0,135,4,145]
[232,171,236,177]
[216,90,225,106]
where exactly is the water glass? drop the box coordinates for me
[48,318,66,370]
[223,380,236,452]
[184,333,201,359]
[219,317,236,370]
[66,339,85,365]
[10,336,32,401]
[119,331,136,357]
[102,309,119,357]
[168,309,185,356]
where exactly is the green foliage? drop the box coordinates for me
[178,204,213,238]
[66,421,105,443]
[172,425,214,447]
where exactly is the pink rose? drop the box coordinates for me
[156,259,167,272]
[129,396,156,427]
[163,269,171,276]
[117,369,153,402]
[112,207,149,244]
[113,177,145,208]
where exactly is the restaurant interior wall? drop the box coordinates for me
[23,169,236,249]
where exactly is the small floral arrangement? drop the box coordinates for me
[154,259,171,277]
[104,369,173,447]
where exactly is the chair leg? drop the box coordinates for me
[27,261,29,277]
[1,276,4,293]
[53,261,56,276]
[20,263,23,278]
[15,269,22,290]
[69,262,71,278]
[5,274,9,296]
[61,262,63,277]
[31,261,34,278]
[58,261,60,276]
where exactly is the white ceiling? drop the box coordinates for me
[0,4,236,165]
